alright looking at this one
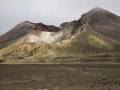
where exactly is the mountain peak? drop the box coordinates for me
[92,7,104,11]
[81,7,120,22]
[86,7,107,16]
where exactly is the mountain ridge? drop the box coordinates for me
[0,7,120,63]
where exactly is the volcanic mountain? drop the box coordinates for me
[0,7,120,63]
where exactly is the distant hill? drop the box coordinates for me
[0,7,120,63]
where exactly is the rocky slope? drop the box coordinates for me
[0,7,120,63]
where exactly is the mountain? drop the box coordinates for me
[0,7,120,63]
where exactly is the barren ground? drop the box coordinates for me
[0,63,120,90]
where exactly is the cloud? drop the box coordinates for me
[0,0,120,35]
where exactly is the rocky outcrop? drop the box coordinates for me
[29,22,60,32]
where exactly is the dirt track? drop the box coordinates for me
[0,64,120,90]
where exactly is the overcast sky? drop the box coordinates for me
[0,0,120,35]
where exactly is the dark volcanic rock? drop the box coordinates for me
[0,21,30,48]
[60,20,82,34]
[82,7,120,42]
[29,22,60,32]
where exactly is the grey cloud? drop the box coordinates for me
[0,0,120,35]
